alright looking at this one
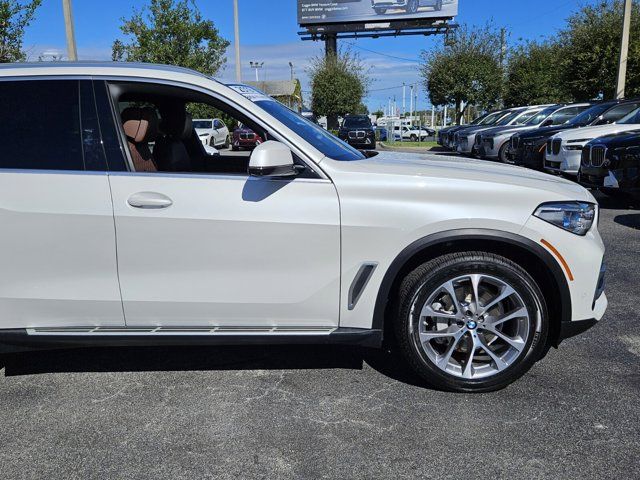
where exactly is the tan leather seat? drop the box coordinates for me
[122,108,159,172]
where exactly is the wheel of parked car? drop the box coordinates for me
[393,252,548,393]
[410,134,418,142]
[223,135,230,149]
[374,7,387,14]
[435,0,443,10]
[406,0,419,14]
[498,143,510,163]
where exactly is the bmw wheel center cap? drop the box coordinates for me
[467,320,478,330]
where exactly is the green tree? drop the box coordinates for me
[309,50,370,130]
[421,24,504,124]
[559,0,640,100]
[112,0,229,77]
[504,40,569,107]
[0,0,41,63]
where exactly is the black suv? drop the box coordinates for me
[579,130,640,200]
[338,115,376,150]
[508,100,640,170]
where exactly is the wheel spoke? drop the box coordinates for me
[478,335,509,371]
[442,280,463,316]
[419,327,464,343]
[483,326,525,352]
[480,285,516,315]
[487,307,528,327]
[436,331,465,369]
[420,303,457,319]
[462,336,478,378]
[469,274,482,313]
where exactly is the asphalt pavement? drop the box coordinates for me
[0,162,638,480]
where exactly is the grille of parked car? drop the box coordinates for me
[590,146,607,167]
[240,133,255,140]
[581,146,591,167]
[552,139,562,155]
[348,131,366,139]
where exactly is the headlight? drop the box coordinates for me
[534,202,596,236]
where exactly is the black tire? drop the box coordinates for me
[498,142,510,163]
[374,7,387,14]
[435,0,443,10]
[223,135,230,149]
[410,134,418,142]
[232,145,239,152]
[392,252,549,393]
[406,0,419,14]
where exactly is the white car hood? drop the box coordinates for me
[327,151,592,201]
[553,123,640,141]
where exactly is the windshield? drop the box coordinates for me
[512,110,540,125]
[193,120,213,129]
[343,117,372,128]
[477,111,505,126]
[617,107,640,125]
[496,110,523,126]
[567,104,612,126]
[523,106,559,125]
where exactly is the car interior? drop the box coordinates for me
[108,81,269,175]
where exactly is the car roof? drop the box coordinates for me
[0,61,215,83]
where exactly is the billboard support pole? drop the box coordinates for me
[325,33,337,57]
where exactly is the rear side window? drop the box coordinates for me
[0,80,86,170]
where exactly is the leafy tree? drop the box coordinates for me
[112,0,229,77]
[421,24,504,124]
[504,40,569,107]
[372,109,384,118]
[559,0,640,100]
[0,0,41,63]
[309,50,370,130]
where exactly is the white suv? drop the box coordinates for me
[0,63,607,392]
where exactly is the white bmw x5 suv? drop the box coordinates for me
[0,63,607,392]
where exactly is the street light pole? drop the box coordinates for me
[250,61,264,82]
[62,0,78,61]
[233,0,242,82]
[616,0,633,99]
[289,62,294,81]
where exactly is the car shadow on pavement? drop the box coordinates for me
[614,213,640,230]
[0,345,429,388]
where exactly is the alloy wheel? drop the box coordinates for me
[410,274,531,380]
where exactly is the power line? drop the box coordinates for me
[343,40,421,63]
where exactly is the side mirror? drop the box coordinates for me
[541,119,554,127]
[248,141,297,178]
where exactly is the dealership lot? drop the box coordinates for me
[0,157,638,479]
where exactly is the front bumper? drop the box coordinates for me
[507,141,546,169]
[545,149,583,176]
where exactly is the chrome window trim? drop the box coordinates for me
[0,169,107,176]
[107,170,331,183]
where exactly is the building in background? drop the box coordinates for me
[246,80,303,112]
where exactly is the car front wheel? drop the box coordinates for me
[393,252,548,393]
[406,0,419,14]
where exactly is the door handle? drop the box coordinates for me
[128,192,173,210]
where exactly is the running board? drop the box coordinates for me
[0,327,383,352]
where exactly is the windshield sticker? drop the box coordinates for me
[227,84,273,103]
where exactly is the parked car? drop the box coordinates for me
[372,0,443,15]
[477,104,591,162]
[193,118,230,149]
[232,124,263,151]
[578,130,640,200]
[507,100,634,170]
[0,62,607,393]
[338,115,376,150]
[545,103,640,176]
[437,112,491,149]
[420,126,437,137]
[394,125,434,142]
[455,107,531,155]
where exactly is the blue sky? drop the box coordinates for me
[23,0,602,110]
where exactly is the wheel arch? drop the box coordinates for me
[372,229,572,349]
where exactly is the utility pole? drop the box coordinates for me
[233,0,242,82]
[289,62,294,81]
[617,0,633,99]
[62,0,78,61]
[402,83,406,117]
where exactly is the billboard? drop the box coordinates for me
[298,0,458,26]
